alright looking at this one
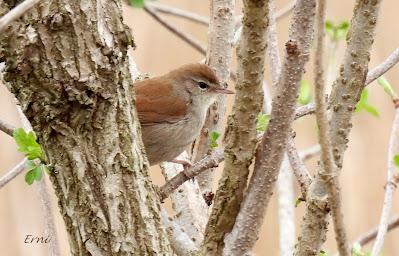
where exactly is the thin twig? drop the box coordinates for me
[0,0,40,33]
[0,118,15,136]
[143,4,206,55]
[294,47,399,120]
[145,2,209,25]
[287,138,312,197]
[354,215,399,247]
[275,0,296,20]
[16,107,60,256]
[223,0,316,254]
[366,48,399,85]
[0,158,27,189]
[371,104,399,256]
[314,0,350,255]
[159,149,224,201]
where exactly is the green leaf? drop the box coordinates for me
[295,197,305,207]
[325,20,349,41]
[336,21,349,40]
[209,131,220,149]
[394,155,399,168]
[24,165,43,185]
[298,80,312,105]
[129,0,144,8]
[319,250,328,256]
[355,89,380,117]
[256,113,270,132]
[378,77,398,98]
[13,128,44,161]
[363,104,380,117]
[325,20,335,39]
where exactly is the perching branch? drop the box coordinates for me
[299,144,321,162]
[145,2,209,25]
[313,0,349,255]
[371,100,399,256]
[143,4,206,54]
[295,1,383,255]
[201,1,269,255]
[0,118,15,136]
[191,0,235,193]
[223,0,316,254]
[0,0,39,33]
[159,149,224,201]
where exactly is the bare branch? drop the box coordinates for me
[371,105,399,256]
[294,47,399,120]
[287,138,312,197]
[0,118,15,136]
[143,4,206,54]
[200,1,269,254]
[191,0,235,193]
[0,0,39,33]
[366,48,399,85]
[159,149,224,201]
[275,0,296,20]
[161,156,208,247]
[145,2,209,25]
[295,1,383,255]
[299,144,321,161]
[223,0,316,254]
[354,215,399,247]
[314,0,349,254]
[0,158,27,189]
[267,2,296,254]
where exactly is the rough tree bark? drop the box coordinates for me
[0,0,172,255]
[295,1,382,255]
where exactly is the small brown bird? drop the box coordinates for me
[133,63,233,166]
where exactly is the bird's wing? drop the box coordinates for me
[134,78,188,126]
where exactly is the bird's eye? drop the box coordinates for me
[198,81,209,90]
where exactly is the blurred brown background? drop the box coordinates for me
[1,0,399,255]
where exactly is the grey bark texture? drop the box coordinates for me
[222,0,316,254]
[0,0,173,255]
[295,1,382,255]
[200,0,269,254]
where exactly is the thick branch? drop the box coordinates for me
[0,0,173,254]
[223,0,316,254]
[200,1,269,255]
[295,1,382,255]
[313,0,349,255]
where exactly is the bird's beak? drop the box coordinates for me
[213,87,234,94]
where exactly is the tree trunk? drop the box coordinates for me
[0,0,173,255]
